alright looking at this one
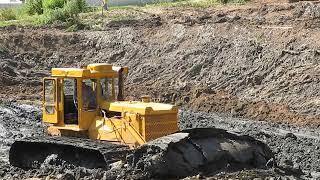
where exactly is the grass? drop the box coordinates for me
[0,0,87,27]
[0,0,249,28]
[0,8,17,21]
[0,13,41,27]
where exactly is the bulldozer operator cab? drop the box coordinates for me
[41,63,178,146]
[43,64,127,129]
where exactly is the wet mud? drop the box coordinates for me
[0,102,319,179]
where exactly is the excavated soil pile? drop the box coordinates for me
[1,2,320,126]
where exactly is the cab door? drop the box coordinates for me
[78,79,99,129]
[43,78,59,124]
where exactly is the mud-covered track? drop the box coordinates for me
[10,136,130,169]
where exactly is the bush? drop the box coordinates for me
[23,0,86,16]
[43,0,66,11]
[63,0,86,17]
[40,0,87,24]
[24,0,43,15]
[41,8,66,23]
[0,8,17,21]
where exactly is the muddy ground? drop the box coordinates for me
[0,0,320,179]
[0,102,319,179]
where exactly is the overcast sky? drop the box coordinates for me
[0,0,21,3]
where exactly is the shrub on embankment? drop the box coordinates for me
[0,0,87,25]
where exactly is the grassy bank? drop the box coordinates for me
[0,0,87,27]
[0,0,249,28]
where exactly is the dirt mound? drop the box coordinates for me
[1,1,320,179]
[0,51,47,100]
[179,110,320,175]
[127,128,273,178]
[1,2,320,126]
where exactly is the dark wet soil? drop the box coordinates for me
[0,102,319,179]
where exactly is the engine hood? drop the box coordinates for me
[102,101,178,115]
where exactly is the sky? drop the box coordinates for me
[0,0,21,3]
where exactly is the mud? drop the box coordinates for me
[0,102,319,179]
[180,110,320,178]
[126,128,273,178]
[0,101,44,163]
[9,136,130,169]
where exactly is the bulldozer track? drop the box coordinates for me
[9,136,131,169]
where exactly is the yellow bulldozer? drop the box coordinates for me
[9,63,274,178]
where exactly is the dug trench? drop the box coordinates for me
[0,1,320,179]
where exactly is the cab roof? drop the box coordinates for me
[51,63,128,78]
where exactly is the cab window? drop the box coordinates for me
[101,78,114,101]
[82,79,97,111]
[44,79,55,114]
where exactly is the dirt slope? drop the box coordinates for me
[0,1,320,179]
[0,2,320,126]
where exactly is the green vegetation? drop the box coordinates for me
[40,0,87,24]
[43,0,65,10]
[0,8,17,21]
[0,0,249,28]
[25,0,43,15]
[0,0,87,27]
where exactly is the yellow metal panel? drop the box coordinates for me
[88,116,145,147]
[43,106,58,124]
[144,113,178,141]
[51,124,86,131]
[106,101,178,115]
[87,63,112,72]
[52,68,89,77]
[57,78,64,126]
[51,63,124,79]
